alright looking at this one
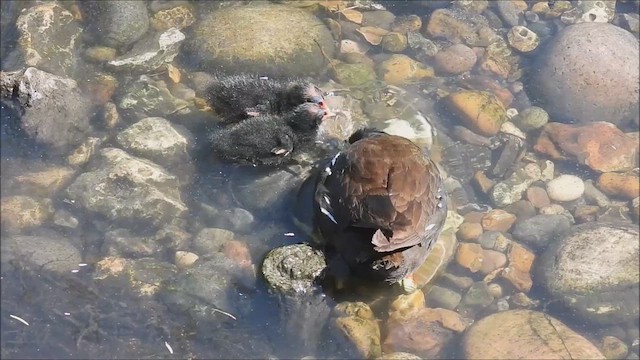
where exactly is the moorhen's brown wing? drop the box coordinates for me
[314,130,446,281]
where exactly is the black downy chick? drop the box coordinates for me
[210,103,328,166]
[206,74,327,123]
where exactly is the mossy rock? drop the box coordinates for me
[186,3,335,76]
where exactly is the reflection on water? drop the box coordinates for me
[2,0,639,359]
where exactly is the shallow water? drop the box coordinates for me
[2,1,639,359]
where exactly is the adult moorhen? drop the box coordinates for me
[206,74,327,123]
[312,128,447,292]
[210,102,328,166]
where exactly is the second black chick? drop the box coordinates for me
[210,103,328,166]
[206,74,327,123]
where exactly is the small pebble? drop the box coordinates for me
[175,251,199,269]
[526,186,551,208]
[546,174,585,202]
[600,335,629,359]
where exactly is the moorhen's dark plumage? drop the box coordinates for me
[313,128,447,291]
[210,102,328,166]
[206,74,327,123]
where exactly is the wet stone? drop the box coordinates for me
[539,222,639,325]
[65,148,188,228]
[0,196,53,234]
[107,28,185,74]
[82,0,150,48]
[512,214,571,250]
[425,285,462,310]
[118,75,194,118]
[16,2,82,77]
[1,233,82,275]
[2,68,94,152]
[462,281,494,309]
[261,244,326,295]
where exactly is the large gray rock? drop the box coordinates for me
[512,214,572,249]
[117,75,194,118]
[115,116,194,173]
[532,23,639,127]
[65,148,188,227]
[186,3,335,76]
[16,2,82,77]
[1,234,82,275]
[538,222,639,325]
[82,0,149,48]
[1,68,93,152]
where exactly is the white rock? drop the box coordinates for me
[546,174,585,202]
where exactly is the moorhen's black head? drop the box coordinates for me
[285,102,329,135]
[286,82,327,111]
[312,127,447,291]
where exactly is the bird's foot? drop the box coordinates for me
[399,274,418,294]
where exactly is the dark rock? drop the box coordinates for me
[512,214,571,249]
[82,0,150,48]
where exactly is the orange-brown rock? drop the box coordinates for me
[460,76,514,107]
[384,307,469,358]
[457,222,483,242]
[462,310,606,359]
[390,15,422,34]
[423,8,488,45]
[534,122,639,173]
[525,186,551,208]
[456,243,484,272]
[480,249,507,275]
[445,90,508,136]
[376,54,434,86]
[597,172,640,200]
[501,266,532,292]
[481,209,516,232]
[472,171,496,194]
[507,242,535,273]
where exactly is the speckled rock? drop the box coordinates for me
[16,2,82,77]
[490,163,541,207]
[538,222,639,325]
[597,172,640,200]
[186,3,335,76]
[546,174,585,202]
[532,23,639,126]
[512,106,548,131]
[150,4,195,31]
[534,122,639,173]
[462,310,606,359]
[0,196,53,234]
[118,75,194,118]
[262,244,326,295]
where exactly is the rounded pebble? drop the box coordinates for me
[546,174,585,202]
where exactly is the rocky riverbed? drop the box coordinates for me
[1,1,638,359]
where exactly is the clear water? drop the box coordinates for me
[1,1,639,359]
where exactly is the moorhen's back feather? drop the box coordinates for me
[313,128,447,284]
[206,74,325,123]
